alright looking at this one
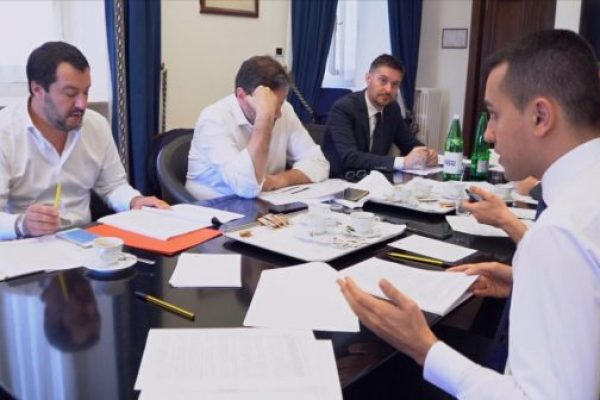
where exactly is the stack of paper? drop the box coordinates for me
[0,236,88,281]
[388,235,477,263]
[244,262,359,332]
[99,204,243,241]
[340,257,478,316]
[169,253,241,287]
[135,328,342,399]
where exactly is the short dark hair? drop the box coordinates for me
[234,55,289,94]
[26,41,89,95]
[369,54,405,75]
[485,29,600,130]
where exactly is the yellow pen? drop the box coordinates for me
[54,182,62,208]
[386,251,449,268]
[135,291,195,320]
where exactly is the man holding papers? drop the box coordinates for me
[0,42,167,240]
[339,30,600,399]
[185,55,329,199]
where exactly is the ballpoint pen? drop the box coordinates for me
[289,187,310,195]
[386,252,450,268]
[135,291,195,320]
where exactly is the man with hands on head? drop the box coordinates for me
[339,30,600,399]
[185,55,329,199]
[0,41,167,241]
[322,54,437,178]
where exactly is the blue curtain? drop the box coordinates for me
[387,0,422,112]
[290,0,338,122]
[105,0,161,194]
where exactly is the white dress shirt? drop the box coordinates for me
[185,94,329,199]
[424,138,600,399]
[0,99,141,240]
[364,92,406,170]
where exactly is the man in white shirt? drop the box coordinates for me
[0,41,167,240]
[339,30,600,399]
[185,55,329,199]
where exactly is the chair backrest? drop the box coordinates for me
[304,123,327,146]
[156,131,196,204]
[314,88,352,124]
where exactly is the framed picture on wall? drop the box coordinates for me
[199,0,259,18]
[441,28,468,49]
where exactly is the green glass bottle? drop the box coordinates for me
[442,115,464,181]
[470,112,490,180]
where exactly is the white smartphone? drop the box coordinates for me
[56,228,100,248]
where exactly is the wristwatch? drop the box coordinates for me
[14,214,27,239]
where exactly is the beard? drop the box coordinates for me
[43,96,85,132]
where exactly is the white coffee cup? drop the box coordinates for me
[443,181,463,200]
[93,237,124,267]
[349,211,379,235]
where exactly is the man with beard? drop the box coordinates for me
[0,41,167,240]
[322,54,437,178]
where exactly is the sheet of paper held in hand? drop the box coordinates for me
[169,253,241,288]
[388,235,477,263]
[135,328,342,400]
[99,204,243,241]
[244,262,359,332]
[340,257,478,316]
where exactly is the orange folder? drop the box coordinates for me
[87,224,221,256]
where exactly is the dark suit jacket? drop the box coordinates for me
[322,90,423,177]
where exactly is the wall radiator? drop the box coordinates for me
[414,88,444,151]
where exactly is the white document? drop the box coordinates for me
[508,207,536,220]
[100,204,243,240]
[336,170,393,209]
[445,215,509,237]
[135,328,342,399]
[244,262,359,332]
[402,166,443,176]
[169,253,241,287]
[259,179,348,205]
[0,236,89,280]
[388,235,477,262]
[511,192,538,205]
[340,257,478,315]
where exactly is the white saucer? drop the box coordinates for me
[85,253,138,272]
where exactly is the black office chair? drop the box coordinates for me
[304,123,327,146]
[156,131,196,204]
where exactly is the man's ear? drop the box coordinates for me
[30,81,45,97]
[531,97,554,138]
[235,87,247,101]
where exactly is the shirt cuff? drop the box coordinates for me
[393,156,405,170]
[423,341,473,397]
[0,213,20,240]
[105,185,142,212]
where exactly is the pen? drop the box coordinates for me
[135,291,195,320]
[386,252,449,268]
[290,187,310,195]
[54,182,62,208]
[134,256,156,265]
[278,185,300,193]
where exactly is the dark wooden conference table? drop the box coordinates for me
[0,172,518,400]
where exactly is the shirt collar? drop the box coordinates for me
[364,91,382,119]
[227,94,253,127]
[541,137,600,206]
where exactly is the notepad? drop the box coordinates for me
[388,235,477,263]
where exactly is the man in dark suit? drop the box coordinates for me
[322,54,438,178]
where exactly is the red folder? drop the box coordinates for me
[87,224,221,256]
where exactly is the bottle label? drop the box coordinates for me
[476,160,489,174]
[443,152,463,174]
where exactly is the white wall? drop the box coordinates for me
[555,0,581,31]
[415,0,472,131]
[161,0,289,130]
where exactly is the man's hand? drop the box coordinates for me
[404,147,429,169]
[24,204,60,237]
[425,148,438,166]
[338,277,438,366]
[461,186,512,228]
[246,85,280,123]
[130,196,170,210]
[262,174,287,191]
[262,169,311,192]
[448,262,513,298]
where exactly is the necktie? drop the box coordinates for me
[370,112,384,152]
[488,185,547,372]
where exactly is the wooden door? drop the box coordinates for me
[462,0,556,155]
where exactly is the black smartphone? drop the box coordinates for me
[465,188,482,203]
[268,201,308,214]
[343,188,370,202]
